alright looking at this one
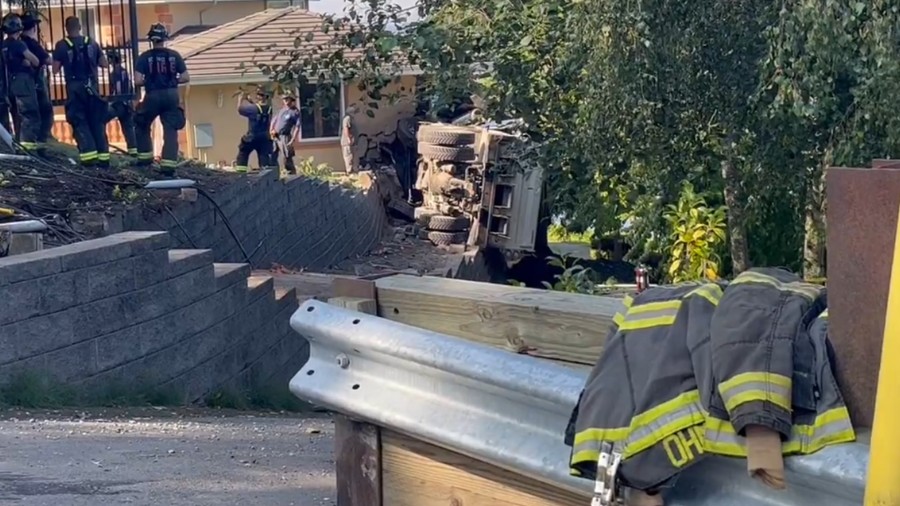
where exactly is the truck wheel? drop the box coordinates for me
[417,143,476,162]
[427,231,467,246]
[416,125,477,146]
[414,207,438,227]
[428,215,470,232]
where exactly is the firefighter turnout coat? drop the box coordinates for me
[565,268,855,492]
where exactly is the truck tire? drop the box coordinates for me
[428,215,470,232]
[427,231,467,246]
[414,207,438,227]
[417,143,476,162]
[416,125,477,146]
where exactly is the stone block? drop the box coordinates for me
[0,248,63,284]
[133,249,170,289]
[11,309,77,360]
[86,257,136,301]
[59,232,170,271]
[40,268,91,314]
[167,249,214,279]
[7,233,43,256]
[0,279,43,325]
[43,339,99,382]
[214,263,252,291]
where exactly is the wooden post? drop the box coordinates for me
[329,278,382,506]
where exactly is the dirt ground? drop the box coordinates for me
[0,407,336,506]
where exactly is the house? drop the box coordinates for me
[166,7,420,170]
[5,0,308,149]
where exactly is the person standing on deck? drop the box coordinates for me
[269,92,300,175]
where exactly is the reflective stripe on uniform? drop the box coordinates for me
[19,141,38,149]
[79,150,98,161]
[718,372,792,413]
[160,159,177,168]
[612,284,722,331]
[137,152,154,160]
[623,390,706,458]
[703,406,854,457]
[820,309,828,319]
[729,271,821,300]
[97,152,110,161]
[234,165,248,172]
[128,148,138,155]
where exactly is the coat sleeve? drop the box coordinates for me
[709,268,822,438]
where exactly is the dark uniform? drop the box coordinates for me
[3,16,39,151]
[271,101,300,174]
[234,95,272,172]
[107,51,136,156]
[52,34,109,166]
[21,13,52,144]
[0,26,10,136]
[134,24,187,173]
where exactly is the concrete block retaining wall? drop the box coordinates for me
[0,231,305,401]
[122,170,387,270]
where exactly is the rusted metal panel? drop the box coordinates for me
[826,166,900,428]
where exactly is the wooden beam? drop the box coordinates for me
[382,430,587,506]
[374,275,621,365]
[329,284,383,506]
[335,416,383,506]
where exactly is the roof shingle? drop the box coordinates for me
[168,7,365,83]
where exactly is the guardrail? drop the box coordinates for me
[289,299,868,505]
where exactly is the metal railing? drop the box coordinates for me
[289,300,868,505]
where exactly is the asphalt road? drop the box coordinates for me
[0,408,336,506]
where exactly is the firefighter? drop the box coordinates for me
[270,92,300,175]
[2,14,40,152]
[51,16,109,167]
[234,87,273,172]
[106,49,136,156]
[133,23,189,175]
[21,12,52,146]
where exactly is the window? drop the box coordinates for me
[297,82,343,140]
[77,8,99,39]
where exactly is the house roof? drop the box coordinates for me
[169,25,218,41]
[166,8,330,84]
[169,7,417,85]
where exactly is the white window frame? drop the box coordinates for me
[76,7,101,40]
[295,81,345,145]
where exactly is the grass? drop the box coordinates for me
[0,371,312,413]
[547,223,594,245]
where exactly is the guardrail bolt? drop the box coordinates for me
[336,354,350,369]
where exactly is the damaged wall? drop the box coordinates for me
[0,231,305,400]
[78,170,386,271]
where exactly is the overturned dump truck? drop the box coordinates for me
[413,122,543,263]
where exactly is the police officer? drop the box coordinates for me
[51,16,109,167]
[234,87,272,172]
[107,49,136,156]
[21,12,52,146]
[133,23,189,175]
[2,14,40,151]
[270,92,300,175]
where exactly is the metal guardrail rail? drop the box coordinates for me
[289,300,868,505]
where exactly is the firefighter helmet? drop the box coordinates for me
[2,14,23,35]
[147,23,168,42]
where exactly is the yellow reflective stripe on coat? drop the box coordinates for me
[616,300,681,331]
[79,150,98,161]
[685,283,723,306]
[718,372,792,412]
[820,309,829,319]
[703,406,855,457]
[730,271,821,300]
[623,390,706,458]
[570,427,628,468]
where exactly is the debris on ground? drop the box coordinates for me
[0,142,241,247]
[0,407,336,506]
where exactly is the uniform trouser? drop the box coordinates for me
[0,97,11,139]
[235,133,272,171]
[110,101,137,155]
[65,82,110,166]
[35,78,53,143]
[341,143,356,174]
[135,88,183,173]
[274,134,295,173]
[9,73,40,151]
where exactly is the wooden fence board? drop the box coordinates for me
[374,275,621,365]
[381,431,587,506]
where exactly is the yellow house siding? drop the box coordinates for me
[182,76,417,170]
[135,1,267,37]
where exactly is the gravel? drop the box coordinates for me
[0,407,336,506]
